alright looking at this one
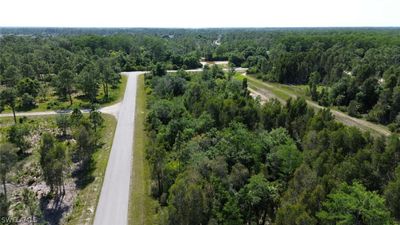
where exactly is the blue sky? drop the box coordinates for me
[1,0,399,27]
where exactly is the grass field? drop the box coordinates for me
[128,74,159,225]
[65,114,117,225]
[245,74,329,101]
[245,75,293,100]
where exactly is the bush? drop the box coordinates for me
[247,67,258,74]
[46,100,60,110]
[348,100,361,118]
[19,93,36,110]
[7,124,31,153]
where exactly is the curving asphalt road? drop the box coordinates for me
[93,72,143,225]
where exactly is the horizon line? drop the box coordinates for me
[1,26,400,29]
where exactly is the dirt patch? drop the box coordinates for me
[40,180,77,225]
[246,76,391,137]
[8,178,78,225]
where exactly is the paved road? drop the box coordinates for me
[0,66,241,120]
[0,72,142,224]
[93,72,143,225]
[1,65,391,224]
[0,95,124,119]
[0,104,123,119]
[0,66,247,225]
[0,107,119,119]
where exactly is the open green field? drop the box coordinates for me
[129,74,160,225]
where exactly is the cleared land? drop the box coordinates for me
[244,74,391,136]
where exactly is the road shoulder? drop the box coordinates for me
[128,74,159,225]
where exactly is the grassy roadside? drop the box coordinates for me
[65,114,117,225]
[128,74,159,225]
[244,75,292,100]
[100,75,128,107]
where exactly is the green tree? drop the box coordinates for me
[21,188,41,225]
[167,170,209,225]
[39,133,68,194]
[221,196,243,225]
[228,163,249,190]
[0,88,17,123]
[228,53,244,67]
[74,126,95,165]
[2,65,20,87]
[211,65,224,79]
[16,78,40,98]
[356,77,380,112]
[183,55,201,69]
[227,62,236,80]
[384,166,400,220]
[70,107,84,126]
[39,133,56,190]
[276,204,317,225]
[348,100,361,117]
[54,69,75,105]
[7,124,31,153]
[152,62,166,77]
[76,64,99,103]
[0,143,18,202]
[267,142,303,180]
[275,164,322,225]
[98,58,120,99]
[56,113,71,137]
[89,110,104,132]
[238,174,279,225]
[317,182,393,225]
[0,193,8,221]
[153,75,187,98]
[309,72,320,101]
[19,93,36,110]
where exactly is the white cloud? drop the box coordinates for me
[0,0,399,27]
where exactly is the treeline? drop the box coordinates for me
[0,34,206,116]
[4,29,400,127]
[212,30,400,127]
[145,67,400,224]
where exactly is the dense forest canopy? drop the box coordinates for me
[1,28,400,224]
[145,67,400,224]
[2,28,400,126]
